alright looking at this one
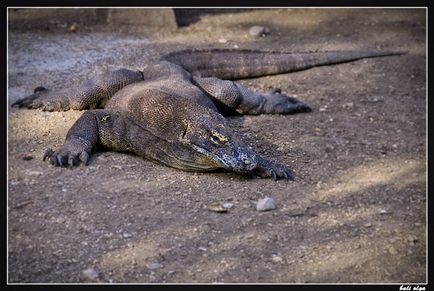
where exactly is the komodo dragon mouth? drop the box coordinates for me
[191,143,257,173]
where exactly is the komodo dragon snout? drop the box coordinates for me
[181,115,258,173]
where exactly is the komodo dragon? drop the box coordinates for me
[12,49,403,180]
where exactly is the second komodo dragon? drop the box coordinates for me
[12,49,403,180]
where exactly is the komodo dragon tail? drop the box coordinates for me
[161,49,406,80]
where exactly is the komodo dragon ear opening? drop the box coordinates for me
[180,122,195,143]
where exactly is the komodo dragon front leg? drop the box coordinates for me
[43,110,105,166]
[42,109,198,169]
[11,69,143,111]
[41,109,138,166]
[192,76,312,115]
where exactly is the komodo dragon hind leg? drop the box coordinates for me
[192,76,311,115]
[11,86,72,111]
[11,68,144,111]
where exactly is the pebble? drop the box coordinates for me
[146,262,163,270]
[22,154,34,160]
[249,25,270,37]
[325,144,334,153]
[208,202,228,213]
[122,232,133,239]
[218,38,227,43]
[343,102,354,109]
[68,24,77,33]
[256,197,277,211]
[364,223,372,228]
[388,246,398,255]
[406,235,418,245]
[271,254,283,263]
[222,202,234,209]
[370,97,382,103]
[26,170,44,176]
[82,268,99,280]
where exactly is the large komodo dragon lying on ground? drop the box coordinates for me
[12,49,403,180]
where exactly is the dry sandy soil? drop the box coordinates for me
[7,8,426,283]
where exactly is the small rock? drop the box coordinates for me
[122,232,133,239]
[222,202,234,209]
[208,202,228,213]
[68,24,77,33]
[325,144,334,153]
[82,268,98,280]
[27,170,44,176]
[146,262,163,270]
[218,38,227,43]
[22,154,34,161]
[271,254,283,263]
[364,223,372,228]
[249,25,270,37]
[256,197,277,211]
[388,246,398,255]
[379,209,389,214]
[343,102,354,109]
[406,235,418,244]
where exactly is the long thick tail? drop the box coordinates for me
[161,49,406,80]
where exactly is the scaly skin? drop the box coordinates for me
[12,49,404,180]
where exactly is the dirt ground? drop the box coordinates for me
[7,8,426,283]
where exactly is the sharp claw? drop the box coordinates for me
[286,169,295,181]
[68,155,75,167]
[79,151,89,166]
[43,148,54,161]
[50,154,59,166]
[271,170,277,181]
[57,155,65,166]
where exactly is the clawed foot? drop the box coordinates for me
[263,88,312,114]
[252,156,294,181]
[11,87,71,111]
[43,146,90,167]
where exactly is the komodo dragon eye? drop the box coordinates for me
[210,130,228,145]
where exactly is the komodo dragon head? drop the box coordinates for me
[179,112,258,173]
